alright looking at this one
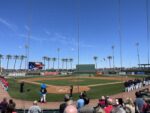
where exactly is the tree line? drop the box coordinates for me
[0,54,74,70]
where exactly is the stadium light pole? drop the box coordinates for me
[57,48,60,71]
[112,45,115,70]
[118,0,123,71]
[25,44,29,70]
[146,0,150,66]
[77,0,80,94]
[136,42,140,67]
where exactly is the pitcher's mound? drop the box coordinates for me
[47,85,90,94]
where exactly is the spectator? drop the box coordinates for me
[0,97,8,113]
[111,98,126,113]
[134,92,145,113]
[142,97,150,113]
[77,95,84,110]
[7,99,16,113]
[95,107,105,113]
[103,98,113,113]
[124,98,135,113]
[28,100,41,113]
[79,98,94,113]
[59,94,70,113]
[64,105,78,113]
[81,91,87,98]
[99,96,106,108]
[81,91,89,105]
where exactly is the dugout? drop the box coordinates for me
[74,64,96,75]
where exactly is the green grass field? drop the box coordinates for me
[7,75,146,102]
[7,76,124,102]
[36,78,119,86]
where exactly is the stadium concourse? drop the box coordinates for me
[0,80,150,110]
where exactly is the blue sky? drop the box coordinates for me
[0,0,149,69]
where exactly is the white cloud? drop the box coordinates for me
[19,34,47,42]
[44,29,51,35]
[0,17,17,32]
[44,31,96,48]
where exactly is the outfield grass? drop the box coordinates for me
[36,78,119,86]
[7,78,123,102]
[127,75,147,78]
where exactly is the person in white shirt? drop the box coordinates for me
[28,100,41,113]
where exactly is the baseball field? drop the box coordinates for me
[7,75,144,102]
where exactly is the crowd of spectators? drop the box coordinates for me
[0,76,9,91]
[0,98,16,113]
[58,90,150,113]
[0,90,150,113]
[124,77,150,92]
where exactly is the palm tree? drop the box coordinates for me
[69,58,73,70]
[64,58,68,70]
[52,57,57,69]
[47,57,51,69]
[0,54,3,72]
[42,56,47,70]
[61,58,65,69]
[13,55,19,70]
[93,56,98,69]
[107,56,112,68]
[57,48,60,70]
[6,55,12,69]
[136,42,140,67]
[20,55,26,69]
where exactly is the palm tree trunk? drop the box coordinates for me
[43,59,45,70]
[20,60,23,69]
[66,62,67,70]
[62,62,64,69]
[7,59,9,69]
[14,59,17,70]
[109,59,111,68]
[137,46,140,67]
[95,61,97,69]
[71,62,72,70]
[48,61,50,69]
[53,61,54,69]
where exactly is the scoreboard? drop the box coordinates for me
[76,64,95,73]
[28,62,43,70]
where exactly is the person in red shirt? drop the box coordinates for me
[104,98,113,113]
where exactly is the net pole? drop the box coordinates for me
[77,0,80,94]
[146,0,150,66]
